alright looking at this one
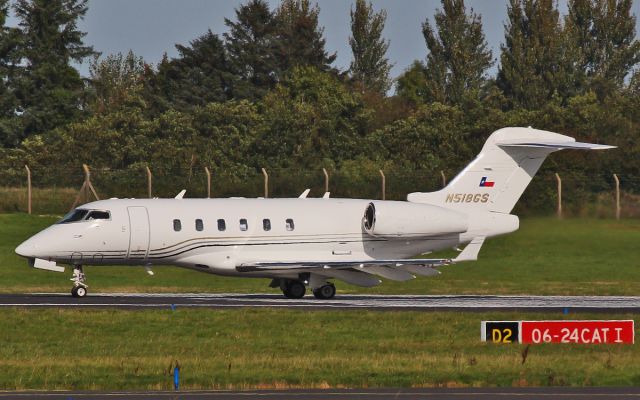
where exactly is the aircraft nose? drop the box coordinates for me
[15,239,37,258]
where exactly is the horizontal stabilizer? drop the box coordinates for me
[497,141,615,150]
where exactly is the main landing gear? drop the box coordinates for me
[312,283,336,300]
[70,265,88,298]
[277,279,336,300]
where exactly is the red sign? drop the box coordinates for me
[520,320,634,344]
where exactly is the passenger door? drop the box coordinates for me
[127,206,150,260]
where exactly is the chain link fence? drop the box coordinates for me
[0,164,637,218]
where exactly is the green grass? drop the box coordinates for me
[1,213,640,295]
[0,308,638,390]
[2,215,639,390]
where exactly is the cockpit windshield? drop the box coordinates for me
[58,209,110,224]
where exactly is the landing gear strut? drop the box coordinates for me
[313,283,336,299]
[281,280,306,299]
[70,265,88,298]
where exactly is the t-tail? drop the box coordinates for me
[407,127,615,213]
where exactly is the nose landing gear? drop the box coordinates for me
[70,265,88,298]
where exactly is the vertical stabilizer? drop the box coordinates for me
[407,127,614,214]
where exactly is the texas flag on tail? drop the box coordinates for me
[479,177,495,187]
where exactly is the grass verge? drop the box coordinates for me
[0,308,638,390]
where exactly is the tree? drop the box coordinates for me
[0,0,22,147]
[565,0,640,93]
[144,31,231,113]
[497,0,564,109]
[224,0,279,101]
[274,0,336,73]
[395,61,430,104]
[420,0,493,104]
[256,67,366,167]
[13,0,96,138]
[348,0,392,94]
[89,51,146,114]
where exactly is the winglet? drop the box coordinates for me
[299,189,310,198]
[454,236,485,262]
[175,189,186,199]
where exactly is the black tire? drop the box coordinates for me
[284,281,306,299]
[71,286,87,298]
[313,284,336,300]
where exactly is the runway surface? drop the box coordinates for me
[1,292,640,311]
[3,387,640,399]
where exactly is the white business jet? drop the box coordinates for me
[15,127,613,299]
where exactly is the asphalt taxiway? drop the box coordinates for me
[1,292,640,311]
[3,387,640,399]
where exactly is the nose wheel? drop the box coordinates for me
[70,266,88,298]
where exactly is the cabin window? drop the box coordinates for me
[263,219,271,231]
[58,209,89,224]
[86,210,110,220]
[173,219,182,232]
[195,219,204,231]
[217,219,226,231]
[286,218,295,231]
[239,219,248,231]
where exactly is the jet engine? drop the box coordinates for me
[362,201,468,238]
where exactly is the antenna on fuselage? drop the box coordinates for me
[175,190,186,199]
[298,189,310,198]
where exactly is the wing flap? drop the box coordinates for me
[314,269,381,287]
[357,265,415,281]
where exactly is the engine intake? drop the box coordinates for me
[363,201,468,238]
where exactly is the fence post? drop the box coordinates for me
[379,169,386,200]
[205,167,211,198]
[613,174,620,220]
[145,165,152,198]
[440,170,446,188]
[555,173,562,219]
[25,165,31,215]
[322,168,329,194]
[71,164,100,210]
[261,168,268,198]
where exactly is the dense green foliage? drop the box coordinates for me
[0,0,638,209]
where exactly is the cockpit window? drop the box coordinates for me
[86,210,111,220]
[58,209,89,224]
[59,209,111,224]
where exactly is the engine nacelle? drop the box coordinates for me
[362,201,468,238]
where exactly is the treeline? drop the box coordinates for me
[0,0,639,208]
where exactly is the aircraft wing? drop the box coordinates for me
[236,257,452,272]
[236,237,485,286]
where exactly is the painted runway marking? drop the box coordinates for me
[0,293,638,311]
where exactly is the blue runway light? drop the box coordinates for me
[174,366,179,390]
